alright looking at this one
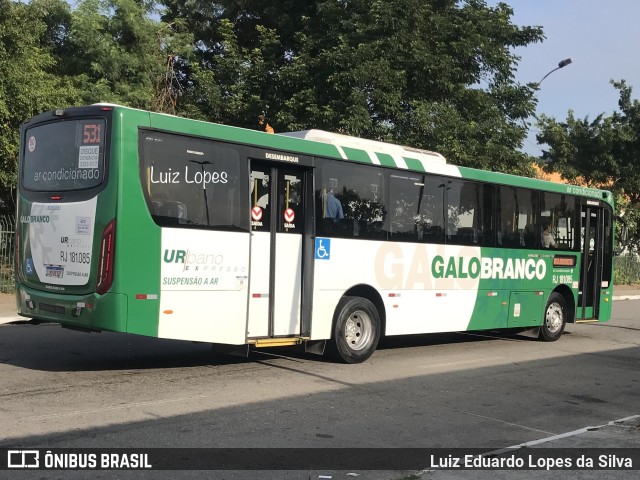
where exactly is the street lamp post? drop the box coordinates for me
[531,58,573,162]
[538,58,573,85]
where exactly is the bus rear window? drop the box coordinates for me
[22,119,106,191]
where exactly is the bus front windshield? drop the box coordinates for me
[22,119,106,192]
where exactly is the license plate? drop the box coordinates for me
[45,265,64,278]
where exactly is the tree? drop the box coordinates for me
[537,81,640,250]
[1,0,548,214]
[162,0,544,174]
[64,0,188,110]
[0,0,80,213]
[0,0,196,213]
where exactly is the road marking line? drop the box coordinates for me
[456,410,555,435]
[14,395,212,422]
[420,356,503,368]
[418,414,640,474]
[485,414,640,457]
[613,295,640,301]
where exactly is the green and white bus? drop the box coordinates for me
[16,104,615,363]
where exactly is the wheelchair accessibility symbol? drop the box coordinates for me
[315,238,331,260]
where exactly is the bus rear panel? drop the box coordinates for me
[16,106,125,332]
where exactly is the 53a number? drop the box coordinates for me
[83,124,101,144]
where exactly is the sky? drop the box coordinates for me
[490,0,640,155]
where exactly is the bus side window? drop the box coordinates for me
[523,223,537,248]
[140,130,249,232]
[318,160,386,240]
[165,201,188,224]
[497,186,536,249]
[447,180,484,246]
[151,200,163,216]
[541,192,576,251]
[153,201,188,225]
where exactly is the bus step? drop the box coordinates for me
[249,337,308,348]
[575,319,599,323]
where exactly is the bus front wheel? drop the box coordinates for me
[539,292,567,342]
[328,296,381,364]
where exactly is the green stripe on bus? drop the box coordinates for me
[404,157,425,172]
[341,146,373,164]
[376,153,397,168]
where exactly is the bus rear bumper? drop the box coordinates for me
[16,286,128,333]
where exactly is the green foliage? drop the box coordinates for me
[0,0,81,211]
[537,81,640,250]
[0,0,194,211]
[67,0,179,109]
[0,0,547,212]
[163,0,543,174]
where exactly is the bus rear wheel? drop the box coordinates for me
[539,292,567,342]
[328,296,380,364]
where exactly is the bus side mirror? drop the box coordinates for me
[615,216,629,255]
[620,224,629,243]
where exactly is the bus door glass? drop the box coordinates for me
[579,206,604,319]
[248,161,306,337]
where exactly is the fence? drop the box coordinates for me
[0,215,15,293]
[613,254,640,286]
[0,216,639,292]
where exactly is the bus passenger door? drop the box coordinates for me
[248,162,308,338]
[578,206,604,319]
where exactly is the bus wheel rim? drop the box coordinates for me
[344,310,372,351]
[545,302,563,333]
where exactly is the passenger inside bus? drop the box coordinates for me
[542,222,557,249]
[523,223,537,248]
[325,188,344,220]
[150,191,189,225]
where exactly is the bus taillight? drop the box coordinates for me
[96,219,116,295]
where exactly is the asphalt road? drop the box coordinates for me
[0,300,638,480]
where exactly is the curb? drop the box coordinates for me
[612,295,640,301]
[0,316,24,325]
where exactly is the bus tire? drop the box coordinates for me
[328,296,380,364]
[539,292,567,342]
